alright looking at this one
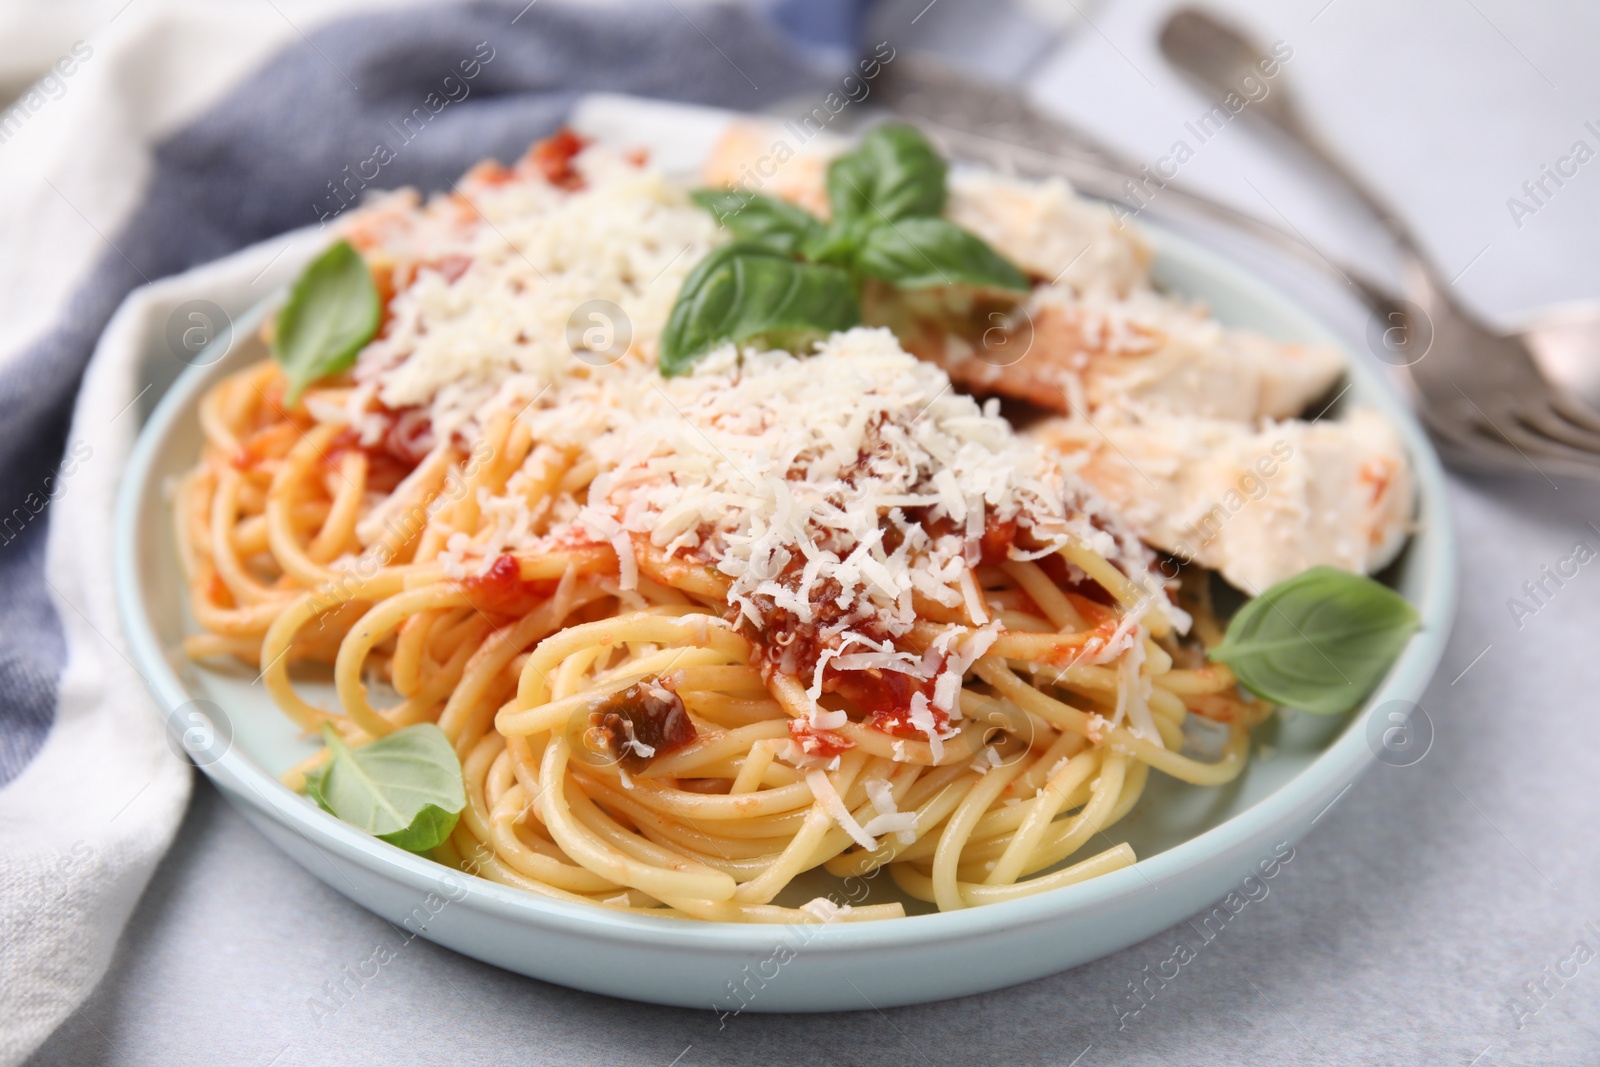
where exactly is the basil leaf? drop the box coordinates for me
[304,723,466,852]
[799,217,873,269]
[826,123,947,226]
[659,243,861,376]
[691,189,823,256]
[1210,566,1420,716]
[272,239,381,404]
[855,217,1030,291]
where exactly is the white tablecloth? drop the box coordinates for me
[27,0,1600,1063]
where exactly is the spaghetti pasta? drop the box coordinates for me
[173,132,1266,923]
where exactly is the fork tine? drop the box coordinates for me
[1486,405,1600,468]
[1438,383,1600,467]
[1516,400,1600,456]
[1425,426,1512,474]
[1548,392,1600,436]
[1421,409,1541,475]
[1427,408,1600,482]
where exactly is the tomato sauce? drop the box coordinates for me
[738,516,1030,744]
[788,719,854,758]
[326,415,425,496]
[529,128,589,190]
[825,667,948,738]
[978,518,1019,564]
[459,553,560,616]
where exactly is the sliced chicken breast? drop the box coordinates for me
[910,285,1346,424]
[701,122,836,220]
[944,171,1150,296]
[1033,408,1415,592]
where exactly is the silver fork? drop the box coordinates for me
[1158,7,1600,482]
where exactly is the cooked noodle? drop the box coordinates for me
[177,367,1261,922]
[172,133,1270,923]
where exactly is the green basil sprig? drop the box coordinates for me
[1210,566,1420,716]
[662,124,1029,376]
[659,243,860,378]
[691,190,823,256]
[304,723,466,853]
[827,123,947,224]
[273,239,381,404]
[856,217,1028,291]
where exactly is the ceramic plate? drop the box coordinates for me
[112,96,1456,1012]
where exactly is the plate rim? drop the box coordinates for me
[112,216,1458,956]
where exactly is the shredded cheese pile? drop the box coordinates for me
[328,146,1162,756]
[349,145,723,441]
[569,329,1149,721]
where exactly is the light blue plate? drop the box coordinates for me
[113,219,1456,1013]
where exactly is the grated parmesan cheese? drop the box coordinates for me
[562,330,1149,754]
[799,897,852,923]
[332,142,1164,760]
[350,143,723,442]
[408,328,1153,757]
[805,769,876,851]
[970,747,1003,775]
[860,778,918,845]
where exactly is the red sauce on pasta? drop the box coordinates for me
[736,514,1029,744]
[530,128,589,190]
[459,554,559,615]
[377,406,435,465]
[827,668,948,738]
[788,720,854,757]
[326,417,424,495]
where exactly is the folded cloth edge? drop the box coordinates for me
[0,231,319,1067]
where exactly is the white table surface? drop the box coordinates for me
[30,0,1600,1063]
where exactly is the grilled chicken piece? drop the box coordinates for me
[1032,408,1414,592]
[907,285,1346,424]
[944,170,1150,297]
[701,122,836,219]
